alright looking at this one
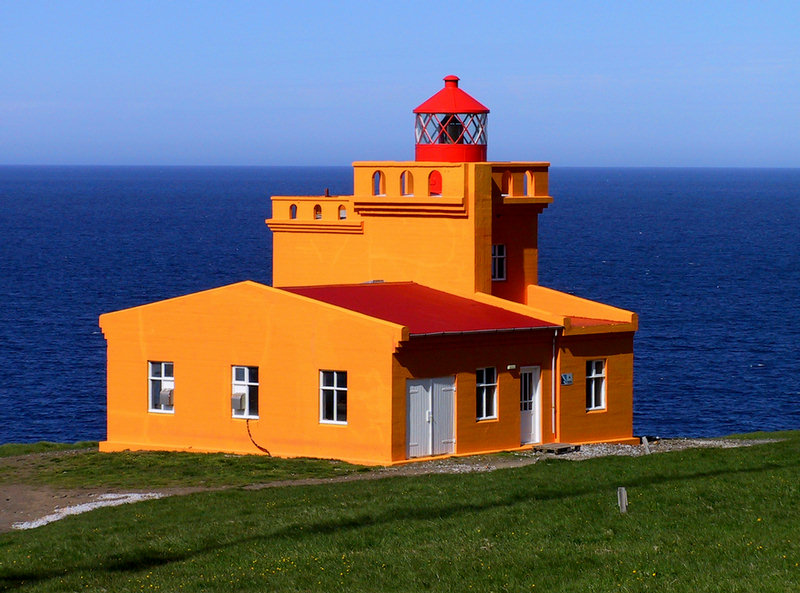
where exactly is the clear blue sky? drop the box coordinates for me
[2,1,798,167]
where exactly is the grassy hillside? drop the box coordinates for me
[1,432,799,592]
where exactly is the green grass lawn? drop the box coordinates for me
[0,443,366,488]
[0,442,97,458]
[1,431,799,592]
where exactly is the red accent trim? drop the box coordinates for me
[283,282,557,335]
[416,143,487,163]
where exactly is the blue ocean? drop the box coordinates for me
[1,166,798,443]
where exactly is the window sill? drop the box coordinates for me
[232,414,259,420]
[586,407,607,414]
[148,408,175,415]
[476,416,498,423]
[319,420,348,426]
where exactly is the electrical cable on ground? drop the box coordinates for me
[246,418,271,456]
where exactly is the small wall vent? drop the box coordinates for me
[231,393,246,411]
[159,388,174,406]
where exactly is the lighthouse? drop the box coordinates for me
[100,75,638,465]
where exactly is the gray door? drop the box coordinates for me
[407,376,455,458]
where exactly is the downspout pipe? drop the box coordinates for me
[551,327,560,441]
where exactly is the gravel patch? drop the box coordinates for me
[12,492,163,530]
[370,437,779,476]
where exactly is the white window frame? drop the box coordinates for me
[586,360,606,411]
[232,365,259,419]
[476,367,498,420]
[148,361,175,413]
[491,244,506,281]
[320,370,347,424]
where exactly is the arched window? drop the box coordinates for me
[428,170,442,196]
[338,205,347,220]
[372,171,385,196]
[525,171,534,196]
[401,170,414,196]
[289,204,297,219]
[501,171,511,196]
[313,204,322,220]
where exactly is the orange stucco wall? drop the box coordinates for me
[272,208,480,293]
[556,332,636,445]
[391,331,558,462]
[271,162,484,295]
[268,161,552,302]
[100,282,405,465]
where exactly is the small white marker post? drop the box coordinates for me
[641,436,651,455]
[617,487,628,514]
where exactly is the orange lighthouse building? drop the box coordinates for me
[99,76,638,465]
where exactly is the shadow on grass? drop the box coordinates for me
[2,442,798,590]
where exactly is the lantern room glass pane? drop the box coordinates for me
[415,113,487,145]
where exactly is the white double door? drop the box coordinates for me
[520,366,542,445]
[407,376,455,458]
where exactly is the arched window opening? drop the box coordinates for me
[372,171,385,196]
[338,205,347,220]
[313,204,322,220]
[401,170,414,196]
[428,170,442,197]
[289,204,297,219]
[501,171,511,196]
[525,171,534,196]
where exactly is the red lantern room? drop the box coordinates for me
[413,75,490,162]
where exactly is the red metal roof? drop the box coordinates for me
[413,75,490,114]
[283,282,557,336]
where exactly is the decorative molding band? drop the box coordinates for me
[352,197,468,217]
[265,220,365,234]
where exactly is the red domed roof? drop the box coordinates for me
[413,75,489,114]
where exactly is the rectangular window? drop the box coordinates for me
[320,370,347,424]
[232,365,259,419]
[491,244,506,281]
[586,360,606,410]
[149,361,174,413]
[476,367,497,420]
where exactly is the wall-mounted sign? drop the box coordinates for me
[560,373,574,386]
